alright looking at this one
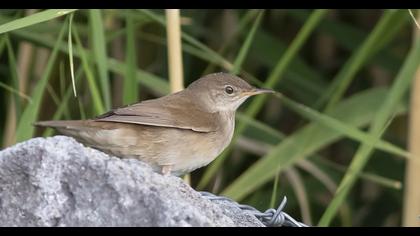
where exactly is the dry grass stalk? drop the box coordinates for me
[403,9,420,227]
[165,9,184,92]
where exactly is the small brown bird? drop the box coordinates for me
[36,73,273,176]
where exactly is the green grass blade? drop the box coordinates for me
[231,10,264,75]
[123,13,139,104]
[318,34,420,227]
[58,61,71,119]
[197,9,328,189]
[269,170,281,209]
[0,81,31,102]
[46,84,62,109]
[0,9,77,35]
[72,26,105,115]
[5,34,22,116]
[77,98,87,120]
[68,12,77,97]
[314,157,402,190]
[89,9,111,109]
[236,112,285,140]
[0,33,7,54]
[314,10,405,111]
[220,88,408,200]
[15,20,68,142]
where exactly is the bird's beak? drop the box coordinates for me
[241,87,275,97]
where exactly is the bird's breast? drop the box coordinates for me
[166,111,235,175]
[217,111,235,148]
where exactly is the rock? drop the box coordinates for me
[0,136,264,227]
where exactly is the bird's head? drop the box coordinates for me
[187,72,274,112]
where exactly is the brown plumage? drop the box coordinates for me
[35,73,274,176]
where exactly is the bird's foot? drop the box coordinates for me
[161,165,173,176]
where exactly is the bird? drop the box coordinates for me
[35,72,274,176]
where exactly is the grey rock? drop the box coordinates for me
[0,136,264,227]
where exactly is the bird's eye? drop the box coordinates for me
[225,86,234,94]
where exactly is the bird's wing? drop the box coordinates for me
[95,94,219,133]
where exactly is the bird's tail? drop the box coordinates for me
[34,120,104,148]
[34,120,134,157]
[34,120,84,129]
[34,120,95,140]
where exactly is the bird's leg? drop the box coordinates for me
[161,165,173,176]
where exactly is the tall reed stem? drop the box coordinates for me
[403,9,420,227]
[166,9,184,92]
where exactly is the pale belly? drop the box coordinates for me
[154,128,230,176]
